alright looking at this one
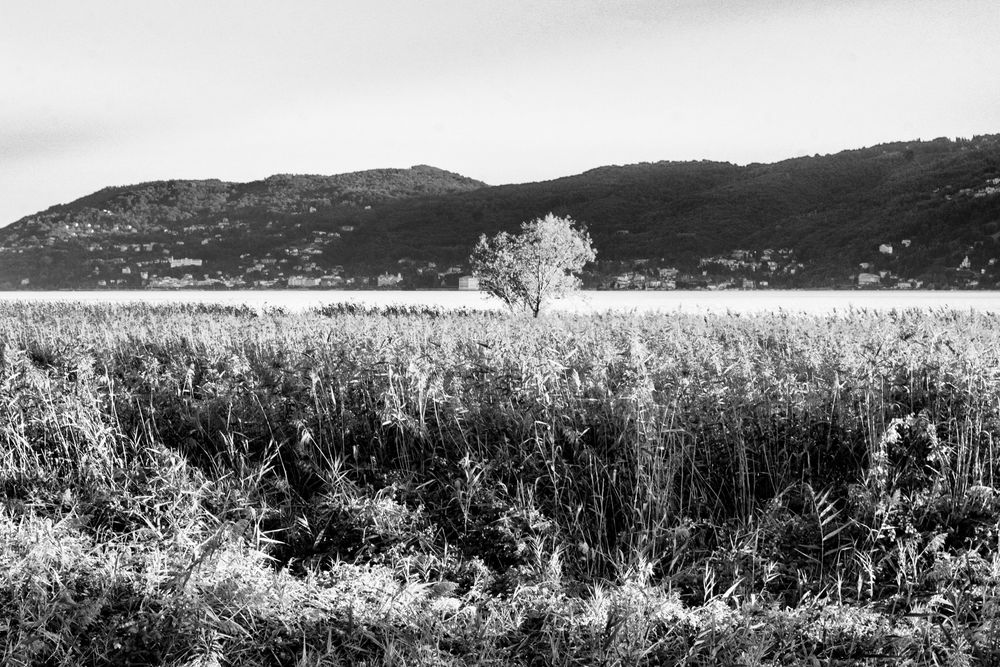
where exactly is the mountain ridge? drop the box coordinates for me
[2,136,1000,289]
[34,164,487,218]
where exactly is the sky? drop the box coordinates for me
[3,0,1000,225]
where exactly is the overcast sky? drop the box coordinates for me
[3,0,999,225]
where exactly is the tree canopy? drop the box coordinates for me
[471,213,596,317]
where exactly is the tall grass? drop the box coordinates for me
[2,301,1000,664]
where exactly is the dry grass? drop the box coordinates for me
[1,301,1000,665]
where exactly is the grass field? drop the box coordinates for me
[3,302,1000,665]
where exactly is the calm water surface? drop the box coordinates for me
[3,290,1000,314]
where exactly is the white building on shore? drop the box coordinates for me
[857,272,881,286]
[377,272,403,287]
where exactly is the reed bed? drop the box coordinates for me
[2,301,1000,665]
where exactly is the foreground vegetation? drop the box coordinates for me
[3,302,1000,665]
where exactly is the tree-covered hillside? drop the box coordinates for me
[1,136,999,289]
[345,135,1000,284]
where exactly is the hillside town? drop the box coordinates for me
[3,217,998,290]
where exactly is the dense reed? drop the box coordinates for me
[2,301,1000,665]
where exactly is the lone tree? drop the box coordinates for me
[470,213,596,317]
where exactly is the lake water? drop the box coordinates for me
[3,289,1000,314]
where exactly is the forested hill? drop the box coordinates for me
[352,135,1000,286]
[2,135,1000,289]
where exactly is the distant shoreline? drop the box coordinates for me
[1,289,999,315]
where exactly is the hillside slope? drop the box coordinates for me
[348,135,1000,286]
[2,136,999,289]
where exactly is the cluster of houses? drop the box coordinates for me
[7,205,1000,290]
[855,272,920,289]
[948,177,1000,200]
[697,248,804,282]
[599,249,802,290]
[607,267,679,290]
[82,249,484,290]
[698,248,800,274]
[854,240,911,288]
[854,238,999,288]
